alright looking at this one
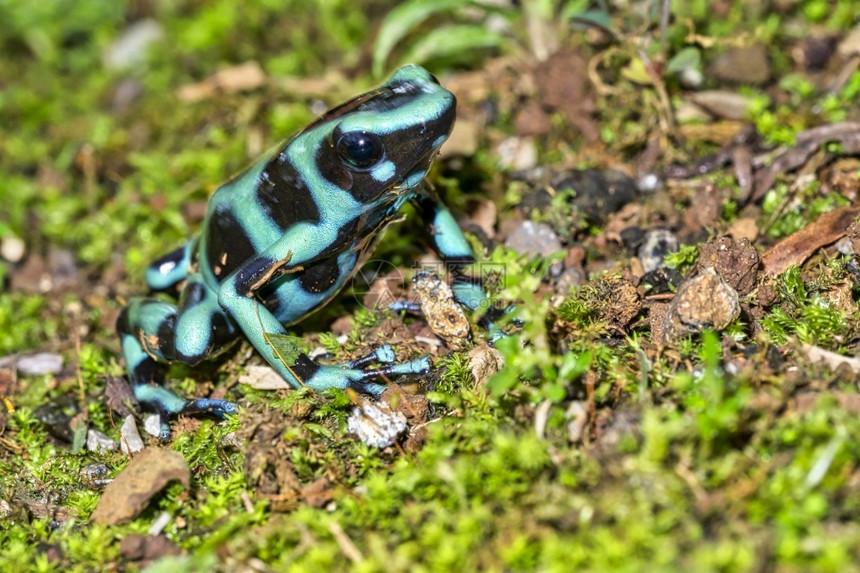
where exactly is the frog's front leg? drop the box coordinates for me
[413,192,493,310]
[144,240,195,292]
[117,274,238,440]
[217,241,430,395]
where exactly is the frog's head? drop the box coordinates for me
[305,65,456,204]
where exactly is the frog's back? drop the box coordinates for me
[198,149,322,285]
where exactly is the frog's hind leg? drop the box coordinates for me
[289,346,431,397]
[117,275,237,440]
[145,240,195,292]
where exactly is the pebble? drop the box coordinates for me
[709,44,771,85]
[504,221,563,275]
[16,352,63,376]
[238,364,290,390]
[143,413,162,438]
[637,173,662,193]
[87,429,117,453]
[120,415,145,454]
[662,267,741,343]
[0,235,25,263]
[638,229,679,273]
[496,136,537,171]
[688,91,754,121]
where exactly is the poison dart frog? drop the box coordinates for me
[117,65,488,439]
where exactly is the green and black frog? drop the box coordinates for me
[118,65,489,439]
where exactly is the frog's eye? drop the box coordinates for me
[336,131,384,170]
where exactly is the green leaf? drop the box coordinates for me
[666,46,701,74]
[372,0,468,77]
[568,9,614,33]
[398,24,505,71]
[487,368,519,396]
[265,332,306,366]
[621,56,652,85]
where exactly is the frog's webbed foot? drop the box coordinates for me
[293,345,430,396]
[133,382,238,441]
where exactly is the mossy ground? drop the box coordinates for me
[1,1,859,571]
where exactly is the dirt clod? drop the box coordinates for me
[662,267,741,342]
[698,236,760,295]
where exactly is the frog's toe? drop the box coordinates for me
[348,380,388,396]
[348,345,397,368]
[181,398,238,419]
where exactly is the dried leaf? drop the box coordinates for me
[91,449,190,525]
[761,206,860,275]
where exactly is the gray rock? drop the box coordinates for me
[16,352,63,376]
[505,221,563,275]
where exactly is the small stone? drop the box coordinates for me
[347,399,408,448]
[688,91,754,121]
[87,429,117,453]
[678,67,703,89]
[555,264,586,294]
[566,401,588,444]
[709,44,771,85]
[143,414,162,438]
[16,352,63,376]
[837,25,860,57]
[120,415,145,454]
[505,221,563,275]
[0,235,25,263]
[495,136,537,171]
[638,229,678,273]
[662,267,741,342]
[835,236,853,256]
[637,173,661,193]
[104,19,164,71]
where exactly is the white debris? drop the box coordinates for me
[16,353,63,376]
[120,415,145,454]
[143,413,162,438]
[87,429,117,453]
[238,364,290,390]
[347,400,408,448]
[104,19,165,71]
